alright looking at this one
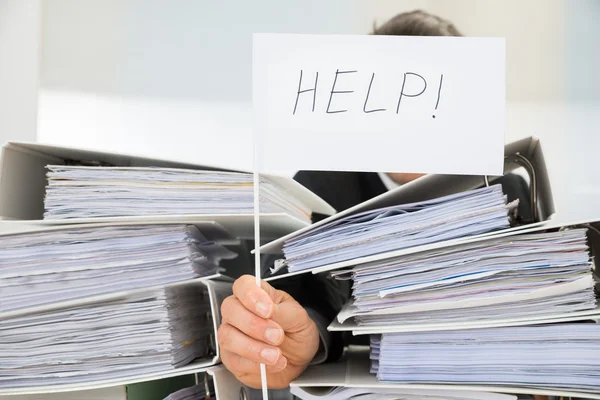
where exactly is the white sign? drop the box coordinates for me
[253,33,505,175]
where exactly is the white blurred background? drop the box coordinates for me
[0,0,599,221]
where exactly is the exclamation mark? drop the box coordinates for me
[432,74,443,119]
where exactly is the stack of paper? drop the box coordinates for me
[0,284,215,390]
[371,323,600,392]
[291,345,600,400]
[163,383,212,400]
[280,185,515,273]
[0,224,236,315]
[44,166,312,222]
[334,229,595,327]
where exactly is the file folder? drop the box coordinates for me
[141,366,244,400]
[0,141,335,239]
[262,137,554,280]
[0,280,231,396]
[291,346,600,400]
[373,324,600,394]
[0,221,237,318]
[329,218,600,335]
[205,366,246,400]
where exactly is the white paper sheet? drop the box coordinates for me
[253,34,505,175]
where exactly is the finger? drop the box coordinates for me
[233,276,312,332]
[221,348,287,375]
[233,275,285,318]
[221,296,284,345]
[217,323,285,366]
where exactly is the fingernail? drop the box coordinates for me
[260,348,279,364]
[265,328,282,345]
[273,355,288,371]
[256,302,271,318]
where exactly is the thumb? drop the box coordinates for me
[232,275,289,319]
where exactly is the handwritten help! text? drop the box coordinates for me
[292,70,444,118]
[253,33,505,175]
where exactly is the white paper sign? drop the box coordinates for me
[253,33,505,175]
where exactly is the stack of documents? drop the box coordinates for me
[44,165,312,222]
[0,284,215,390]
[163,384,212,400]
[371,323,600,392]
[291,345,600,400]
[335,229,595,327]
[280,185,515,273]
[0,224,236,315]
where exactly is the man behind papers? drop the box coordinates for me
[218,10,533,400]
[219,8,458,393]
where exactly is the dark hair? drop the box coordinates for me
[373,10,462,37]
